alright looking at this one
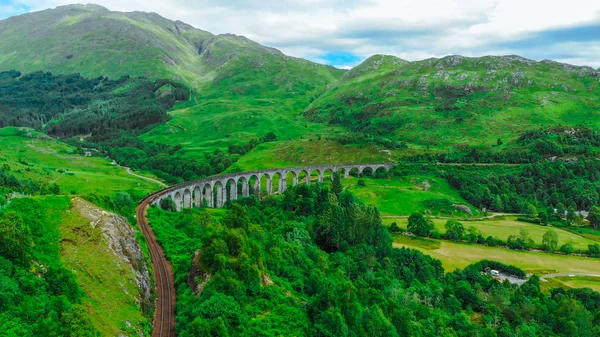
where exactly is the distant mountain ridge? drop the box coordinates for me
[1,4,599,156]
[0,4,341,87]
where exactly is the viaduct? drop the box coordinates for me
[150,163,396,211]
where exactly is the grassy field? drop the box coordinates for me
[0,127,163,196]
[142,102,338,157]
[345,175,479,216]
[392,234,600,275]
[228,138,395,172]
[383,216,598,250]
[551,276,600,292]
[36,196,149,336]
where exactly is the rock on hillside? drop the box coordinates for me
[71,197,152,315]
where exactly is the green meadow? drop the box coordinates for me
[383,216,598,250]
[392,234,599,276]
[0,127,163,196]
[345,175,478,216]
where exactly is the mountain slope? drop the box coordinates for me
[306,54,600,152]
[0,4,211,85]
[0,4,345,155]
[0,4,342,88]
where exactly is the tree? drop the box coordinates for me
[407,213,434,237]
[389,222,402,234]
[588,244,600,257]
[160,198,176,212]
[444,220,465,241]
[559,243,574,255]
[113,192,133,210]
[587,206,600,229]
[526,204,538,218]
[0,211,32,266]
[542,229,559,252]
[519,228,535,249]
[331,172,343,196]
[466,226,482,243]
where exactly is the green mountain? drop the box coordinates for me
[0,4,344,155]
[306,54,600,153]
[0,4,342,87]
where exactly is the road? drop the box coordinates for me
[110,160,168,188]
[136,195,176,337]
[540,273,600,282]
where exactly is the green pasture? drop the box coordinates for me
[0,127,163,196]
[346,175,478,216]
[383,216,597,250]
[392,234,600,276]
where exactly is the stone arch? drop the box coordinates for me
[322,168,334,181]
[374,165,388,177]
[297,169,310,185]
[174,191,183,211]
[213,180,225,208]
[285,170,298,189]
[192,185,202,207]
[347,167,360,177]
[271,171,285,193]
[248,174,260,196]
[238,176,249,197]
[183,188,192,209]
[202,183,213,207]
[259,172,273,194]
[225,177,238,203]
[362,166,374,176]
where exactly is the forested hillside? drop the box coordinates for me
[148,184,600,337]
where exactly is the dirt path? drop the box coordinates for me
[110,160,168,188]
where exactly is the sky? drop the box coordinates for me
[1,0,600,68]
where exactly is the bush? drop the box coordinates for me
[357,179,366,186]
[389,222,403,234]
[559,243,575,255]
[587,244,600,257]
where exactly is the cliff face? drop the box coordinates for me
[62,197,152,336]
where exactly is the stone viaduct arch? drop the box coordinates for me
[150,163,395,211]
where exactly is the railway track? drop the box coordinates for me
[137,194,176,337]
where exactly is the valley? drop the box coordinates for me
[0,3,599,337]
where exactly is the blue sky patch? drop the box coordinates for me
[319,52,363,66]
[0,1,30,20]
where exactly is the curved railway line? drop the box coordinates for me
[137,193,176,337]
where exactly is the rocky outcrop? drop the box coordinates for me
[187,250,212,296]
[71,198,152,314]
[453,204,473,215]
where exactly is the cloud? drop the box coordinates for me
[0,0,30,19]
[8,0,600,68]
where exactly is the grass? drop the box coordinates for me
[57,197,149,336]
[307,54,600,153]
[392,234,600,275]
[552,276,600,292]
[383,216,597,250]
[0,127,163,197]
[345,175,478,216]
[228,138,395,172]
[29,195,148,336]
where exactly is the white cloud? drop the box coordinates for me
[11,0,600,67]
